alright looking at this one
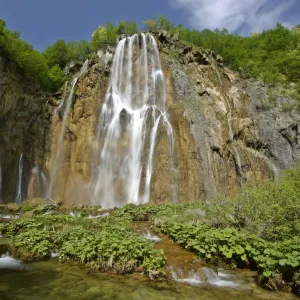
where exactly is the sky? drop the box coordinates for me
[0,0,299,51]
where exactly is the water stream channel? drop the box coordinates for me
[0,218,296,300]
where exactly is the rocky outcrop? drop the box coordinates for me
[246,81,300,169]
[156,32,300,200]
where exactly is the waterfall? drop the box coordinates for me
[15,154,23,204]
[91,33,176,208]
[46,60,88,199]
[27,164,48,199]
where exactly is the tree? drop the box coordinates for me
[91,23,117,50]
[74,40,93,61]
[143,19,157,32]
[43,40,70,68]
[47,64,66,91]
[154,15,174,31]
[117,21,139,35]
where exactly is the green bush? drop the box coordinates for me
[14,229,54,259]
[0,212,165,277]
[0,18,66,92]
[157,221,300,283]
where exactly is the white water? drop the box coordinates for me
[143,231,161,243]
[0,214,20,220]
[15,154,23,204]
[0,255,26,270]
[203,267,239,288]
[88,212,110,219]
[51,250,59,259]
[46,60,88,199]
[28,164,48,198]
[91,33,176,208]
[171,269,203,286]
[171,267,240,288]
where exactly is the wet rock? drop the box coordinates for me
[21,198,59,214]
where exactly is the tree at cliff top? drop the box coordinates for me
[91,21,139,50]
[0,18,66,92]
[43,40,71,68]
[1,15,300,94]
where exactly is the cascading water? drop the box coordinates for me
[91,33,176,208]
[46,60,89,199]
[15,153,23,204]
[27,164,48,199]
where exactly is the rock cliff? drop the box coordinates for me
[0,56,51,203]
[1,33,299,205]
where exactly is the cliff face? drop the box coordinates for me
[157,33,300,200]
[0,56,51,203]
[1,34,300,205]
[45,51,111,205]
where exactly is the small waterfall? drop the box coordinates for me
[213,57,223,86]
[15,154,23,204]
[0,255,27,270]
[27,164,48,199]
[171,267,240,288]
[171,268,203,286]
[223,93,245,182]
[46,60,88,199]
[202,267,239,288]
[91,33,176,208]
[143,231,161,243]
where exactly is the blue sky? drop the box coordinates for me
[0,0,299,51]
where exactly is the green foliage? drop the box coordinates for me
[0,212,165,276]
[144,17,300,96]
[43,40,70,68]
[143,20,157,32]
[113,166,300,289]
[231,167,300,241]
[113,202,202,222]
[47,64,67,91]
[157,220,300,282]
[68,40,93,62]
[14,229,54,259]
[0,18,66,91]
[91,22,118,50]
[116,21,139,35]
[58,226,164,274]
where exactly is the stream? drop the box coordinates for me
[0,220,298,300]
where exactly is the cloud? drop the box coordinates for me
[171,0,297,34]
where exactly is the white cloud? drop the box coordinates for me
[171,0,296,34]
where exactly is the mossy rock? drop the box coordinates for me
[0,239,13,255]
[3,203,21,213]
[22,198,59,213]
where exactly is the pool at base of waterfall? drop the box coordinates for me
[0,258,297,300]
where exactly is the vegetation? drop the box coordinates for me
[143,17,300,88]
[0,212,165,278]
[1,166,300,291]
[112,166,300,292]
[2,14,300,96]
[0,19,66,91]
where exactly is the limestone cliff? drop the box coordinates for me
[0,56,51,203]
[1,34,299,205]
